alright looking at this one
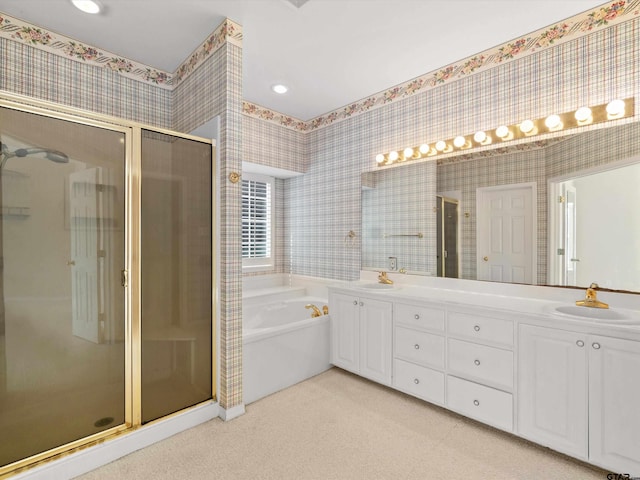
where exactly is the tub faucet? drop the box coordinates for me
[378,271,393,284]
[575,282,609,309]
[305,304,323,317]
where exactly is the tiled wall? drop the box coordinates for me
[286,18,640,282]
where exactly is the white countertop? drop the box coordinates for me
[329,272,640,338]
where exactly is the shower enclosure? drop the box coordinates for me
[0,94,215,474]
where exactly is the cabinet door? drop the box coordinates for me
[518,324,588,459]
[589,335,640,474]
[329,293,360,373]
[359,298,393,385]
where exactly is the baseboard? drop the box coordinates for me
[11,402,220,480]
[218,403,245,421]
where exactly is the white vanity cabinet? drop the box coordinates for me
[392,302,446,405]
[329,292,393,385]
[446,309,515,432]
[518,324,640,474]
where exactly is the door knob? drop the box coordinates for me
[67,260,75,266]
[483,256,489,262]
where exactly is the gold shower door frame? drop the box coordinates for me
[0,92,217,477]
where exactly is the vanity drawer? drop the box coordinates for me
[393,359,445,405]
[394,302,445,332]
[448,311,514,347]
[447,375,513,432]
[395,326,445,369]
[447,338,513,390]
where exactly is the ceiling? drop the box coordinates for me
[0,0,609,120]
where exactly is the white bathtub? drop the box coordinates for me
[243,295,331,405]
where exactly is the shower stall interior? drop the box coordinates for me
[0,95,215,475]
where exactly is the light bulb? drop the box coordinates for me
[496,126,510,139]
[544,114,562,130]
[435,140,447,152]
[574,106,592,123]
[473,131,487,143]
[453,136,467,148]
[388,151,399,162]
[403,147,414,159]
[375,154,385,164]
[606,99,625,117]
[419,144,430,154]
[519,119,535,134]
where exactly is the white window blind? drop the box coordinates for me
[242,176,272,262]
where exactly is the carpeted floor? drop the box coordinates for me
[76,368,607,479]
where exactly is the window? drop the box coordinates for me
[242,173,274,271]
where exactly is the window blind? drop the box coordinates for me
[242,178,271,258]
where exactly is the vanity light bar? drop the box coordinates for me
[375,98,635,167]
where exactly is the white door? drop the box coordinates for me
[330,292,360,373]
[518,324,588,459]
[589,335,640,474]
[477,183,536,284]
[69,168,104,343]
[359,298,392,385]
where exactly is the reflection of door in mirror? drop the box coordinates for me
[476,183,536,284]
[436,196,459,278]
[549,159,640,291]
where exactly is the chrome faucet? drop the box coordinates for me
[575,282,609,309]
[378,271,393,284]
[305,304,323,317]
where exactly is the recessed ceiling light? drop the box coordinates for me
[272,84,288,94]
[71,0,102,14]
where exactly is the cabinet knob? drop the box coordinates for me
[592,342,601,350]
[414,378,420,385]
[414,314,420,320]
[474,325,481,332]
[576,340,585,347]
[353,300,358,305]
[474,359,481,366]
[473,399,480,406]
[414,344,420,350]
[359,302,364,307]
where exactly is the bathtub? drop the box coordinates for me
[243,295,331,405]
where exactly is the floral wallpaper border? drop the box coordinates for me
[1,2,638,131]
[0,13,242,89]
[242,0,639,132]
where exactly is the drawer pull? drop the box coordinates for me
[592,342,601,350]
[414,314,420,320]
[414,344,420,350]
[576,340,585,347]
[473,325,481,332]
[414,378,420,385]
[473,399,480,406]
[474,359,481,366]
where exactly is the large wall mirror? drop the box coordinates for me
[361,120,640,293]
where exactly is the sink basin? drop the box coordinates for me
[553,305,633,322]
[358,283,395,290]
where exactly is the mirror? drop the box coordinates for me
[361,121,640,293]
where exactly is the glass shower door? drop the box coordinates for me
[0,106,127,467]
[140,129,212,423]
